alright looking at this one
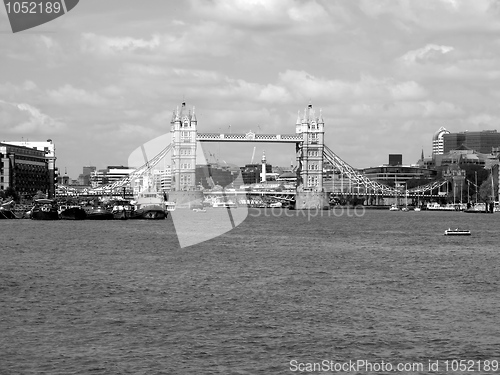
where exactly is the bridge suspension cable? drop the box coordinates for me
[323,145,399,194]
[90,143,173,193]
[323,145,448,195]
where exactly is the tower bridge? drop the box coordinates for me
[86,102,448,208]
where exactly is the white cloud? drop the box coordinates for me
[46,84,109,106]
[0,101,65,134]
[400,44,454,64]
[278,70,428,102]
[80,33,161,55]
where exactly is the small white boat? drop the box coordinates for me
[444,228,471,236]
[414,207,421,212]
[389,204,399,211]
[401,207,410,212]
[213,201,236,208]
[165,202,176,212]
[192,208,207,213]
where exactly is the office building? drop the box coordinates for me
[432,127,450,156]
[0,142,50,197]
[443,130,500,154]
[389,154,403,166]
[362,165,437,185]
[2,140,56,197]
[90,166,135,187]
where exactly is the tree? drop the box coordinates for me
[478,175,497,203]
[4,187,19,202]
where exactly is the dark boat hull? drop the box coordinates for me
[31,209,59,220]
[60,207,87,220]
[87,212,115,220]
[84,207,114,220]
[113,211,132,220]
[0,209,16,219]
[132,208,167,220]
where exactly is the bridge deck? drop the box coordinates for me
[197,133,303,143]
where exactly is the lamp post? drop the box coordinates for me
[467,180,469,204]
[475,171,478,204]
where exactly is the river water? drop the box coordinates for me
[1,209,499,374]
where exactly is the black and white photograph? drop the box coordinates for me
[1,1,500,374]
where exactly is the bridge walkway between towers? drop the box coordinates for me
[197,132,303,143]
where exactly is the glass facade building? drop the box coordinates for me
[443,130,500,154]
[362,166,437,185]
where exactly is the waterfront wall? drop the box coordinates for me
[295,191,329,210]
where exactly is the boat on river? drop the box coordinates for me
[0,200,16,219]
[58,205,87,220]
[133,205,167,219]
[192,208,207,213]
[85,206,114,220]
[444,228,471,236]
[133,190,167,220]
[31,199,59,220]
[111,200,135,220]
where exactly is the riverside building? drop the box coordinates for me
[2,140,56,197]
[0,142,51,197]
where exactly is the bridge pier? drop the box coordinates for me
[167,191,204,208]
[295,191,329,210]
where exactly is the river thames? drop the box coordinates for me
[1,209,499,374]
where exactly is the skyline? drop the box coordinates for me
[2,0,500,178]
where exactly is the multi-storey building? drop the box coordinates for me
[432,127,450,156]
[90,166,135,187]
[0,142,50,198]
[443,130,500,154]
[362,165,437,185]
[2,140,56,197]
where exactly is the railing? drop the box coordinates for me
[197,133,302,142]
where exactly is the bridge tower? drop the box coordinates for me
[295,103,328,209]
[170,102,197,191]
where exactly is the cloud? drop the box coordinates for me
[466,113,500,128]
[0,100,65,134]
[80,33,161,56]
[400,44,454,64]
[358,0,500,31]
[190,0,341,34]
[278,70,428,102]
[46,84,109,106]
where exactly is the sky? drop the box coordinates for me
[2,0,500,179]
